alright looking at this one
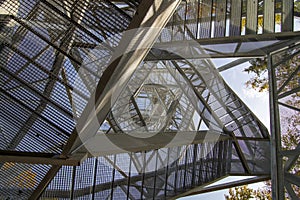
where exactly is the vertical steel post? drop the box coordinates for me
[92,158,98,200]
[70,166,76,200]
[268,53,284,200]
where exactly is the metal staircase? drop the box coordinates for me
[0,0,299,199]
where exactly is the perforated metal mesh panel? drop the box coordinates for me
[40,141,230,199]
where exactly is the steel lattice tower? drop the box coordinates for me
[0,0,299,199]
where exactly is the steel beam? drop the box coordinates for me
[155,32,300,46]
[0,151,86,166]
[0,63,74,120]
[10,15,81,66]
[285,172,300,186]
[268,43,300,200]
[282,0,294,32]
[246,0,258,35]
[175,175,270,198]
[6,59,69,150]
[39,0,105,45]
[0,88,70,137]
[268,53,285,200]
[166,61,223,130]
[281,145,300,156]
[65,0,181,155]
[227,132,251,174]
[30,1,181,199]
[28,165,62,200]
[218,59,251,72]
[170,57,268,174]
[285,181,298,199]
[284,143,300,171]
[74,130,229,157]
[35,155,228,198]
[148,42,300,60]
[70,33,300,59]
[5,0,299,199]
[4,43,78,96]
[183,59,254,173]
[263,0,275,33]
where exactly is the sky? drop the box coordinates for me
[178,59,270,200]
[180,176,266,200]
[219,59,270,129]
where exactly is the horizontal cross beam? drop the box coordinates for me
[0,150,87,166]
[73,130,230,157]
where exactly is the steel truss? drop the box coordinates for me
[269,44,300,200]
[0,0,299,199]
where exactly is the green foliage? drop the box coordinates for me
[295,0,300,14]
[225,185,271,200]
[244,51,300,93]
[244,58,268,92]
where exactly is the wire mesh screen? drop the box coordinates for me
[0,162,51,199]
[0,0,132,154]
[41,140,230,199]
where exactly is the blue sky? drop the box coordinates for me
[219,59,270,128]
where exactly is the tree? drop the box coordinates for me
[244,58,268,92]
[227,48,300,199]
[225,185,271,200]
[244,49,300,93]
